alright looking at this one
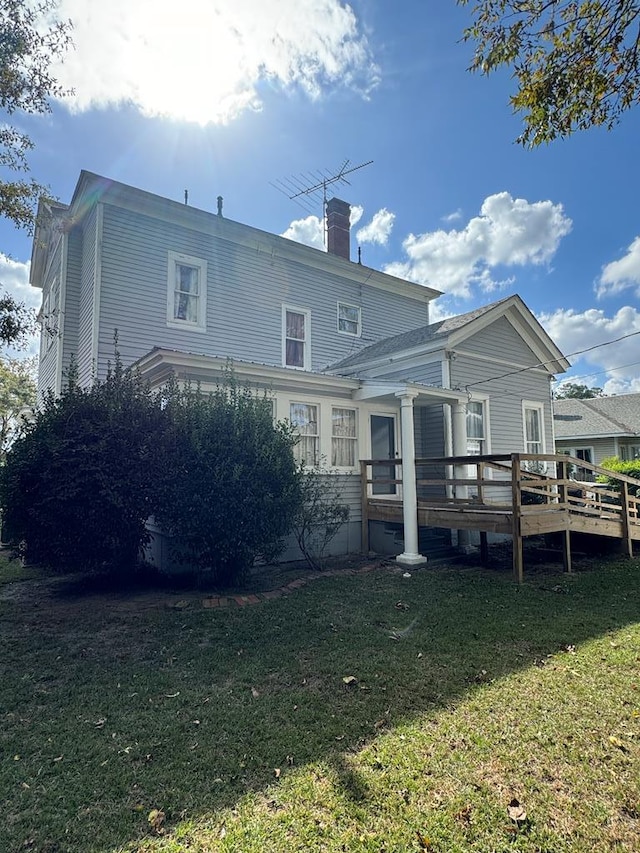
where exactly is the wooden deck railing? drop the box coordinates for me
[360,453,640,581]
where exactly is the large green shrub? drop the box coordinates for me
[597,456,640,497]
[1,358,164,575]
[154,374,301,585]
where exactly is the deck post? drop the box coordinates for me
[557,459,572,573]
[395,391,426,565]
[360,460,369,555]
[511,455,524,583]
[451,402,471,552]
[620,481,633,558]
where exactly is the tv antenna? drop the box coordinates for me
[271,158,373,217]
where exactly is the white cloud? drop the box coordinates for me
[442,209,462,223]
[356,207,395,246]
[384,192,572,298]
[281,214,324,250]
[350,205,364,228]
[596,236,640,299]
[56,0,379,125]
[538,305,640,394]
[0,254,40,358]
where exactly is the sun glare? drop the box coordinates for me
[57,0,376,126]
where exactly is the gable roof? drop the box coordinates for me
[329,294,569,375]
[554,393,640,440]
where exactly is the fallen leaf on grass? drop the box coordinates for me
[608,735,629,752]
[416,830,432,849]
[342,676,358,685]
[164,692,180,698]
[148,809,165,833]
[455,804,472,825]
[251,687,259,699]
[507,798,527,823]
[274,768,281,778]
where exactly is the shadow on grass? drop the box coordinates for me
[1,555,639,852]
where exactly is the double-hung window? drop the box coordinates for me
[523,402,545,455]
[466,400,485,456]
[290,402,319,466]
[283,306,310,369]
[167,252,207,331]
[331,407,357,467]
[337,302,361,337]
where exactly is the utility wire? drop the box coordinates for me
[463,328,640,393]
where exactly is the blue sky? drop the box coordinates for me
[2,0,640,392]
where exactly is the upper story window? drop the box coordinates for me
[337,302,361,337]
[466,400,485,456]
[167,252,207,332]
[40,276,59,353]
[283,306,310,370]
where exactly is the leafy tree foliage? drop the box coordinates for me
[460,0,640,145]
[0,356,36,456]
[0,0,72,230]
[597,455,640,494]
[1,357,164,575]
[155,375,301,586]
[0,289,37,348]
[554,381,604,398]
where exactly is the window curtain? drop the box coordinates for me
[331,408,356,467]
[286,311,305,367]
[525,407,541,452]
[175,264,199,322]
[290,403,318,465]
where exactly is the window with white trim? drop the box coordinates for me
[283,306,310,369]
[331,407,357,467]
[337,302,361,337]
[167,252,207,331]
[466,400,485,456]
[621,444,640,461]
[290,402,319,465]
[523,402,545,454]
[560,446,594,480]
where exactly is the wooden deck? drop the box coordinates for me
[361,453,640,582]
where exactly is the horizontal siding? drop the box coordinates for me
[61,227,82,385]
[95,203,430,378]
[555,437,618,467]
[36,240,62,399]
[461,316,540,366]
[78,208,97,386]
[452,316,554,458]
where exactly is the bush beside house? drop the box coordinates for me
[0,363,304,586]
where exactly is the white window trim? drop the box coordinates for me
[290,400,320,467]
[166,251,207,333]
[337,301,362,338]
[282,304,311,371]
[466,396,491,455]
[522,400,546,454]
[331,406,358,470]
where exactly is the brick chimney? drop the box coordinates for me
[326,197,351,261]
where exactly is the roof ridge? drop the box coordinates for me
[581,398,635,434]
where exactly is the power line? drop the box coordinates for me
[463,328,640,393]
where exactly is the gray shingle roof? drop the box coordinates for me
[329,296,513,372]
[553,394,640,438]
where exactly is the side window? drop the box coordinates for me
[523,402,545,454]
[290,402,319,466]
[167,252,207,331]
[337,302,361,337]
[331,407,357,467]
[283,306,310,370]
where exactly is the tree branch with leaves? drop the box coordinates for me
[460,0,640,145]
[0,0,73,230]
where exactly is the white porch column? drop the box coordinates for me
[395,390,426,566]
[451,401,471,551]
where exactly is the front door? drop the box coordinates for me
[370,414,397,495]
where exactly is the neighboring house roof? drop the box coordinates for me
[329,293,569,376]
[553,394,640,440]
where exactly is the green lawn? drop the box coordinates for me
[1,554,639,852]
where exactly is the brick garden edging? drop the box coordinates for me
[200,561,382,609]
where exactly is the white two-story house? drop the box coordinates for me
[31,171,569,564]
